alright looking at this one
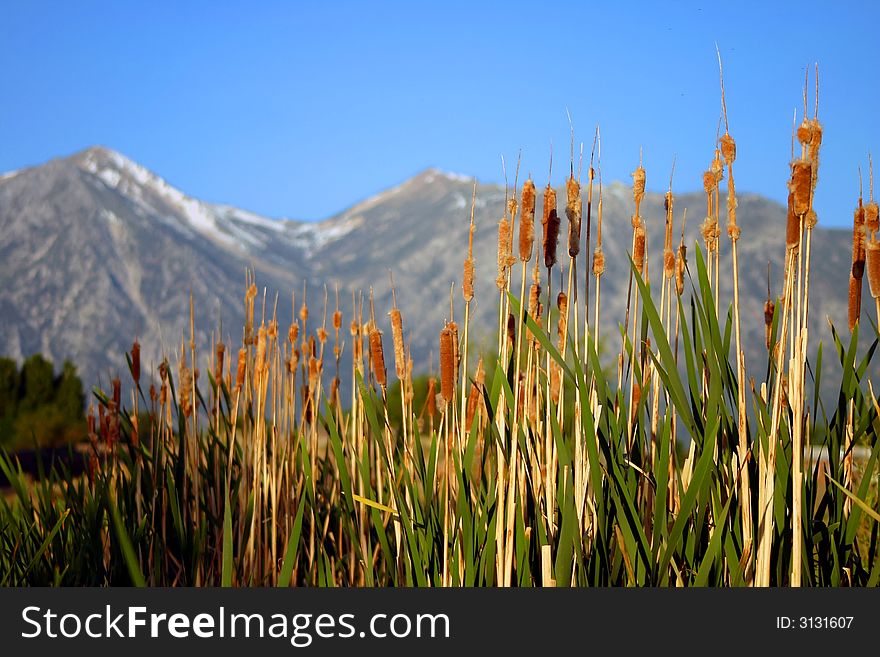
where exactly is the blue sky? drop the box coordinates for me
[1,1,878,227]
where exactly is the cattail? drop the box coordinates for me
[288,321,299,345]
[785,191,801,250]
[703,170,715,194]
[593,248,605,277]
[796,118,812,146]
[316,326,327,344]
[255,325,267,375]
[663,249,675,279]
[390,307,405,380]
[634,225,646,275]
[764,299,775,349]
[465,357,484,430]
[542,186,559,269]
[675,245,686,295]
[426,377,437,418]
[463,257,475,301]
[721,133,736,166]
[235,347,246,390]
[566,176,582,257]
[711,150,723,183]
[439,327,454,405]
[556,292,568,344]
[520,179,536,261]
[866,202,880,235]
[853,204,866,279]
[330,376,340,407]
[179,366,193,418]
[496,216,511,289]
[447,321,460,385]
[632,165,646,207]
[214,341,225,384]
[131,341,140,384]
[791,159,813,216]
[112,378,121,409]
[299,297,309,324]
[528,282,542,320]
[369,329,386,388]
[866,238,880,299]
[506,313,516,349]
[332,309,342,333]
[848,276,862,331]
[550,363,562,403]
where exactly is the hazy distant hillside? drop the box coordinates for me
[0,147,862,403]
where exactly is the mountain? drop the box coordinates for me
[0,147,859,401]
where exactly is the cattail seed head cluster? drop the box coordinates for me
[131,340,141,384]
[390,307,406,380]
[463,258,475,301]
[632,165,646,209]
[785,192,801,250]
[675,244,687,295]
[593,248,605,277]
[790,159,813,216]
[556,292,568,348]
[496,216,511,289]
[634,225,646,275]
[439,326,455,405]
[764,299,775,349]
[542,186,559,269]
[369,328,386,388]
[866,238,880,299]
[720,133,736,166]
[520,179,536,262]
[566,176,582,257]
[214,341,225,385]
[866,202,880,235]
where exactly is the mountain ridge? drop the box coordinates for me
[0,146,859,402]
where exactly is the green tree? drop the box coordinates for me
[0,357,19,419]
[19,354,55,411]
[55,360,85,423]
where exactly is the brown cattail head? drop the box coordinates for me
[663,249,675,279]
[866,202,880,235]
[866,238,880,299]
[556,292,568,345]
[720,133,736,166]
[496,216,511,290]
[632,165,646,206]
[425,377,437,418]
[255,325,267,375]
[566,176,582,257]
[785,192,801,250]
[805,209,818,230]
[235,347,246,390]
[131,341,141,384]
[369,329,387,388]
[520,179,536,262]
[542,186,559,269]
[112,377,121,410]
[633,225,646,275]
[214,341,225,385]
[675,244,687,295]
[288,321,299,345]
[439,327,454,405]
[330,376,340,408]
[332,310,342,333]
[848,275,862,332]
[528,281,542,320]
[592,248,605,277]
[465,357,485,430]
[764,299,775,349]
[299,299,309,324]
[463,257,475,301]
[390,307,405,380]
[797,119,812,146]
[506,313,516,349]
[447,321,460,384]
[853,204,866,279]
[179,366,193,418]
[790,158,813,216]
[703,170,715,194]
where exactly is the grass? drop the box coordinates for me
[1,64,878,587]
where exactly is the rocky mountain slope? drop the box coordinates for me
[0,147,859,401]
